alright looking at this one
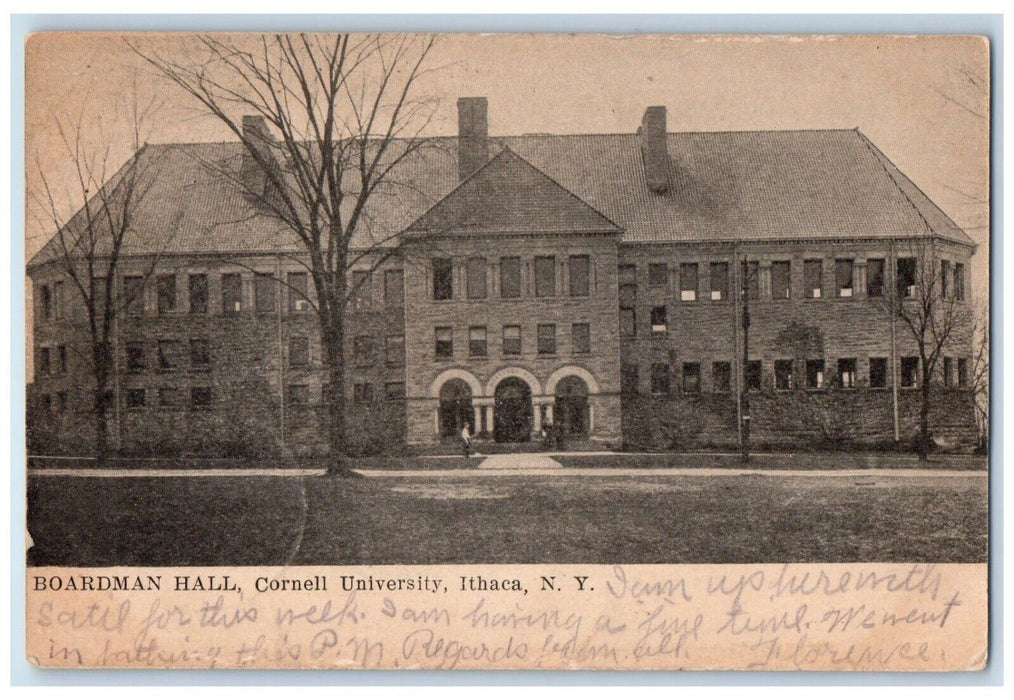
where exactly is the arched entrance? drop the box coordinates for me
[494,377,533,442]
[439,379,474,438]
[554,375,590,437]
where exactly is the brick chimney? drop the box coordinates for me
[458,97,489,180]
[639,106,669,194]
[240,115,277,199]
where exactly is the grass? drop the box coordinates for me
[27,470,987,566]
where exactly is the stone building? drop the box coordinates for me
[27,97,979,456]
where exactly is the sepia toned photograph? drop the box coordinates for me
[22,30,991,671]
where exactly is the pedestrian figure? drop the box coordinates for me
[541,422,552,451]
[461,423,472,461]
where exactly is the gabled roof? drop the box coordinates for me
[404,147,621,235]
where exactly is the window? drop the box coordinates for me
[775,360,793,391]
[804,259,823,298]
[648,263,668,287]
[619,264,637,286]
[157,274,177,313]
[680,263,698,301]
[867,259,885,298]
[39,284,52,321]
[126,342,145,372]
[537,324,556,355]
[435,327,453,359]
[353,336,375,366]
[806,360,825,389]
[682,362,701,393]
[713,361,731,393]
[385,334,404,366]
[835,259,854,298]
[901,357,919,388]
[124,275,145,315]
[254,273,276,313]
[157,340,182,370]
[286,384,309,406]
[38,347,50,375]
[941,260,951,299]
[56,391,68,413]
[158,387,182,408]
[432,258,453,300]
[838,358,857,389]
[742,261,759,300]
[40,394,51,413]
[221,273,242,314]
[500,257,521,299]
[621,364,639,395]
[351,271,372,310]
[57,345,67,374]
[353,383,374,404]
[534,256,556,297]
[954,263,966,301]
[772,261,791,300]
[745,361,762,391]
[651,305,667,334]
[572,323,590,354]
[943,357,954,387]
[126,388,146,409]
[466,257,487,299]
[189,274,208,313]
[569,255,590,297]
[385,382,406,401]
[620,308,636,337]
[384,269,404,307]
[49,281,64,321]
[619,266,637,337]
[502,325,521,356]
[897,258,916,298]
[651,363,671,395]
[288,272,309,312]
[289,337,311,368]
[869,357,888,389]
[191,386,212,410]
[190,339,211,370]
[958,358,969,387]
[469,326,487,357]
[710,262,729,301]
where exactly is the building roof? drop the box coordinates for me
[29,127,973,269]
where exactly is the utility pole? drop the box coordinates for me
[741,252,751,464]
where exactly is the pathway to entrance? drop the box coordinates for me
[476,454,563,470]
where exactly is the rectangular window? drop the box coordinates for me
[353,336,375,366]
[943,356,954,387]
[40,284,52,321]
[619,264,637,286]
[901,356,919,388]
[384,269,404,307]
[385,334,405,366]
[651,305,667,334]
[537,324,556,355]
[941,260,951,299]
[836,259,854,297]
[713,361,731,393]
[745,361,762,391]
[680,263,698,301]
[289,336,310,368]
[188,274,208,313]
[804,259,823,298]
[502,325,521,356]
[57,345,67,374]
[124,275,145,315]
[435,327,453,359]
[157,340,182,371]
[433,258,453,300]
[869,357,888,389]
[775,359,793,391]
[569,255,590,297]
[158,387,181,408]
[619,308,636,338]
[838,358,857,389]
[126,388,146,409]
[191,386,212,410]
[466,257,487,299]
[710,262,729,301]
[190,339,211,370]
[806,359,825,389]
[500,257,521,299]
[351,270,372,310]
[682,362,701,393]
[469,326,488,357]
[651,363,671,395]
[535,256,556,297]
[126,342,145,372]
[353,383,374,404]
[56,391,68,413]
[867,259,885,298]
[286,384,309,406]
[572,323,590,354]
[288,272,309,312]
[385,382,406,401]
[621,363,639,395]
[648,263,668,287]
[254,273,276,313]
[897,258,917,298]
[958,358,969,387]
[771,261,791,300]
[157,274,177,313]
[53,281,64,320]
[742,261,759,300]
[38,347,50,375]
[221,273,242,315]
[954,263,966,301]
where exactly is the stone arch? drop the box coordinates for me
[545,365,600,396]
[485,366,542,397]
[429,368,483,399]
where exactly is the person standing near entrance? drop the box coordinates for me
[461,424,472,462]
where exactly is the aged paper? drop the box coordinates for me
[25,33,990,671]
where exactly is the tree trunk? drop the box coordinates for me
[92,340,114,464]
[918,367,931,461]
[322,319,354,477]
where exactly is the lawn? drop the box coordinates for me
[27,470,988,566]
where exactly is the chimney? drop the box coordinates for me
[458,97,489,180]
[639,106,669,194]
[240,115,277,199]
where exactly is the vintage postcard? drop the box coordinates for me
[24,32,989,671]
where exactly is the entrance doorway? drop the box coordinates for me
[493,377,533,442]
[554,375,589,437]
[439,379,473,438]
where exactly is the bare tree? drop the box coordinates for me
[135,34,440,474]
[969,300,989,451]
